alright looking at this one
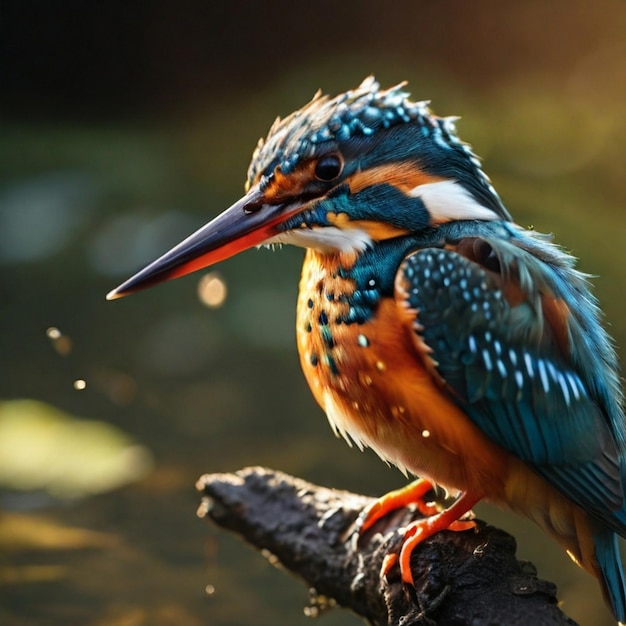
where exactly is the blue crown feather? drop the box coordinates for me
[247,77,509,220]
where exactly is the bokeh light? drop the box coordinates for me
[197,272,227,308]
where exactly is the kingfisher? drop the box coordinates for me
[107,77,626,623]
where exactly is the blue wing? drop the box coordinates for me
[396,230,626,533]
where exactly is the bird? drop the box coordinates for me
[107,77,626,623]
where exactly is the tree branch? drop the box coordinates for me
[197,466,577,626]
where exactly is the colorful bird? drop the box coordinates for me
[108,78,626,623]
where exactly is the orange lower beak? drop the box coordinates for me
[106,186,293,300]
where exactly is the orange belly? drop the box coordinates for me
[296,252,512,497]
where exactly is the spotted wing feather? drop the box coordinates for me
[396,243,626,530]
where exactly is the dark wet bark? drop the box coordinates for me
[197,466,577,626]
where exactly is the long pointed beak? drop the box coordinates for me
[106,186,293,300]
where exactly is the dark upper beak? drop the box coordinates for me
[106,185,293,300]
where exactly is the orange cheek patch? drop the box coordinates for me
[326,213,409,242]
[352,219,410,241]
[347,162,444,194]
[326,212,352,228]
[262,162,318,203]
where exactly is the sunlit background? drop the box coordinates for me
[2,2,626,624]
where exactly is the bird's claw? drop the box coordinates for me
[350,483,478,587]
[350,478,437,551]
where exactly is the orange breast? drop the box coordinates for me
[296,250,514,498]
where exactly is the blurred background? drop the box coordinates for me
[2,1,626,624]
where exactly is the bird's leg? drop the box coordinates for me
[354,481,479,586]
[356,478,439,536]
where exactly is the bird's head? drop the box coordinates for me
[107,77,510,300]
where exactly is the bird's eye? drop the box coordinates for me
[314,154,343,181]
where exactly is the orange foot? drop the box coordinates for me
[355,481,479,586]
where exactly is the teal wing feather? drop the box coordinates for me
[396,229,626,532]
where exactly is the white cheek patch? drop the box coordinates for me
[264,225,373,254]
[408,180,500,223]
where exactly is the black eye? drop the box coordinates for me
[314,154,343,181]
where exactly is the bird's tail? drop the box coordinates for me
[594,529,626,624]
